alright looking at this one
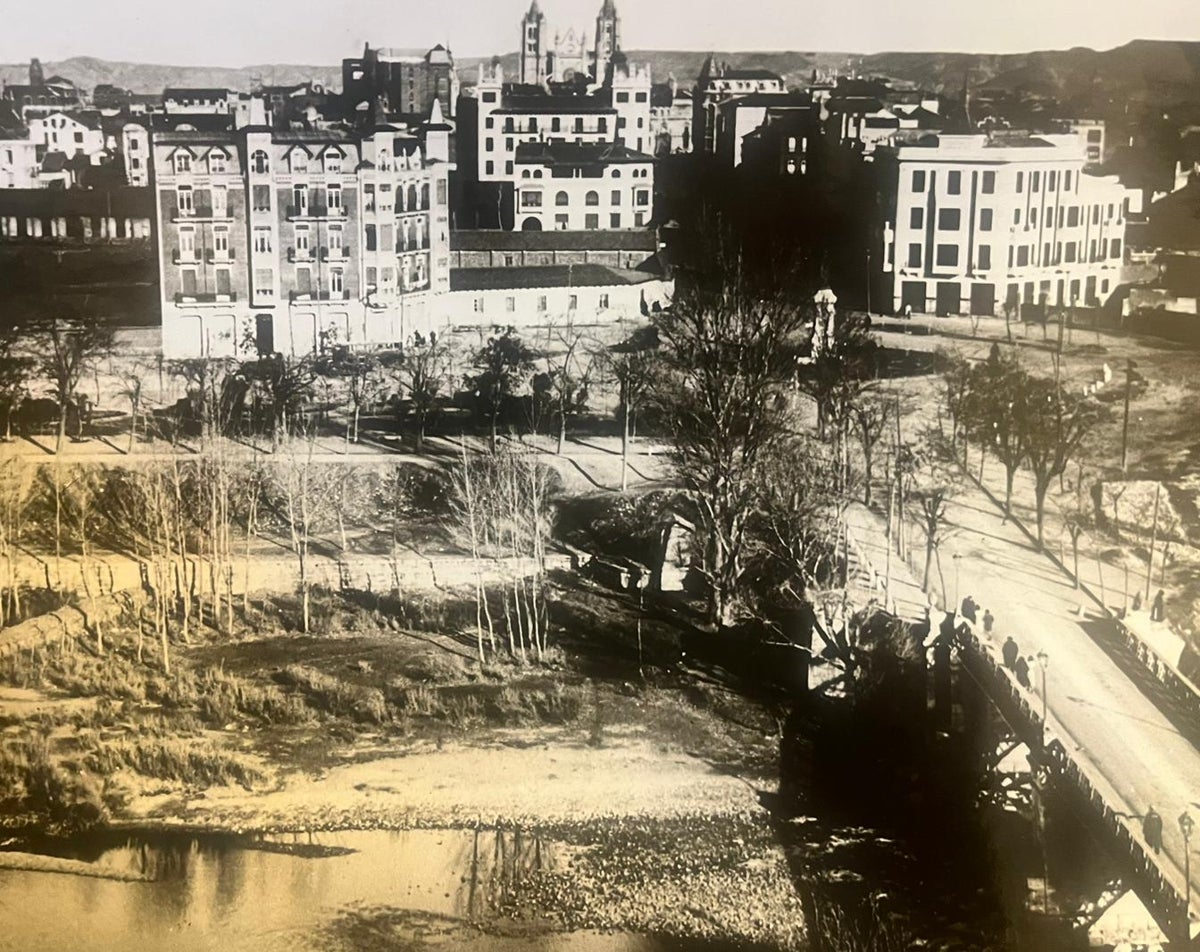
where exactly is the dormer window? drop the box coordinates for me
[290,151,308,173]
[324,151,342,174]
[207,150,226,174]
[174,152,191,174]
[250,150,269,174]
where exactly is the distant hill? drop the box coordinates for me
[0,56,339,94]
[4,40,1199,123]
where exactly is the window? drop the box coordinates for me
[977,245,991,270]
[1016,171,1024,193]
[473,297,484,313]
[1057,207,1064,228]
[938,208,961,230]
[616,92,629,103]
[180,269,197,295]
[330,269,344,295]
[174,152,191,173]
[982,171,995,194]
[555,191,569,207]
[1064,171,1072,190]
[634,212,645,226]
[980,208,993,231]
[1031,171,1040,192]
[1048,171,1057,191]
[1067,207,1079,227]
[482,92,497,103]
[176,185,193,215]
[253,228,271,253]
[1017,246,1029,266]
[212,185,227,218]
[437,179,447,205]
[1014,209,1021,226]
[947,171,961,195]
[1065,242,1077,263]
[585,213,599,230]
[568,294,578,310]
[635,190,649,207]
[907,243,922,267]
[910,207,924,229]
[912,170,926,192]
[178,227,195,259]
[555,214,569,230]
[636,92,648,103]
[290,151,308,173]
[1030,208,1037,227]
[537,295,547,312]
[485,137,494,152]
[936,244,959,267]
[585,191,599,207]
[295,225,310,254]
[208,151,226,174]
[1043,243,1051,263]
[293,184,308,213]
[328,227,343,256]
[1110,238,1122,258]
[254,268,274,297]
[324,151,342,174]
[251,151,269,174]
[327,183,342,212]
[485,160,494,175]
[599,293,610,308]
[611,190,621,206]
[551,118,561,132]
[610,213,621,228]
[252,185,270,211]
[213,227,229,256]
[522,191,542,208]
[505,296,515,313]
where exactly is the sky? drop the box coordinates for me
[1,0,1196,66]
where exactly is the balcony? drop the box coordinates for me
[206,248,236,262]
[320,246,349,261]
[289,289,351,303]
[285,204,348,221]
[172,206,232,223]
[174,292,237,305]
[287,247,314,262]
[172,248,199,264]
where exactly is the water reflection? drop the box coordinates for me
[0,828,662,952]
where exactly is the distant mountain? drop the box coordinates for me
[3,40,1198,124]
[0,56,339,94]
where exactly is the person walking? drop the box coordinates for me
[961,595,978,625]
[1152,590,1165,622]
[1131,590,1142,613]
[1014,655,1031,689]
[1143,807,1164,854]
[1002,635,1018,669]
[983,609,995,634]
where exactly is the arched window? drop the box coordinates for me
[585,191,599,206]
[407,185,419,210]
[533,169,543,179]
[251,151,269,174]
[555,191,569,206]
[612,169,621,178]
[290,151,308,173]
[522,217,543,231]
[421,184,430,209]
[521,169,531,179]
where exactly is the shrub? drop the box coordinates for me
[0,737,109,831]
[276,664,389,724]
[86,737,267,790]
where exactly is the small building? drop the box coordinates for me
[162,88,236,116]
[692,59,786,156]
[512,141,654,231]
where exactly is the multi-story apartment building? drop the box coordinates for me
[162,88,236,115]
[28,112,105,158]
[121,122,151,187]
[693,59,786,156]
[342,45,458,121]
[877,133,1131,317]
[649,78,693,155]
[0,133,39,188]
[512,142,653,231]
[153,104,451,358]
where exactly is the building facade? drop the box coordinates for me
[0,135,38,188]
[153,110,452,358]
[693,59,786,156]
[878,133,1130,317]
[342,45,459,121]
[517,0,622,86]
[512,142,653,231]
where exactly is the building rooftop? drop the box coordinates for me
[514,141,654,165]
[721,92,812,109]
[705,68,784,83]
[496,95,615,115]
[451,229,657,252]
[163,88,233,101]
[451,263,659,292]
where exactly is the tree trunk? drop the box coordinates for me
[556,416,566,455]
[620,399,630,493]
[1005,465,1016,514]
[1034,482,1049,548]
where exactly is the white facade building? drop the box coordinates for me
[513,142,653,231]
[28,112,105,158]
[880,134,1131,317]
[122,123,150,187]
[0,136,39,188]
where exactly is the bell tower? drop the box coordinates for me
[519,0,547,86]
[592,0,621,84]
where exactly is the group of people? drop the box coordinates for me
[1130,588,1167,623]
[1001,634,1035,689]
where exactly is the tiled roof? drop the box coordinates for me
[451,263,658,292]
[514,141,654,165]
[451,229,657,252]
[163,88,232,100]
[497,95,614,115]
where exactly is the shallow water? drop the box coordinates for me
[0,828,699,952]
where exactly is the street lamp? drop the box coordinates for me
[953,553,962,608]
[1181,811,1195,935]
[1036,650,1049,746]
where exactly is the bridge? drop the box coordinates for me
[845,496,1200,947]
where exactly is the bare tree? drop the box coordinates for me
[38,320,114,454]
[388,332,454,454]
[595,325,658,491]
[536,320,594,455]
[466,328,536,451]
[851,392,890,506]
[322,351,384,447]
[0,326,34,442]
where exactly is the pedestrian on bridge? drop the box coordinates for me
[1002,635,1018,669]
[1152,590,1165,622]
[1143,807,1164,854]
[1014,655,1031,689]
[983,609,995,634]
[1132,590,1143,613]
[961,595,978,625]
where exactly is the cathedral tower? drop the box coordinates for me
[519,0,547,86]
[592,0,621,84]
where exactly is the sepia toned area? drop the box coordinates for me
[1,2,1200,950]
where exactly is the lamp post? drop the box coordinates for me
[953,553,962,609]
[1121,359,1138,474]
[1182,811,1195,937]
[1037,650,1049,747]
